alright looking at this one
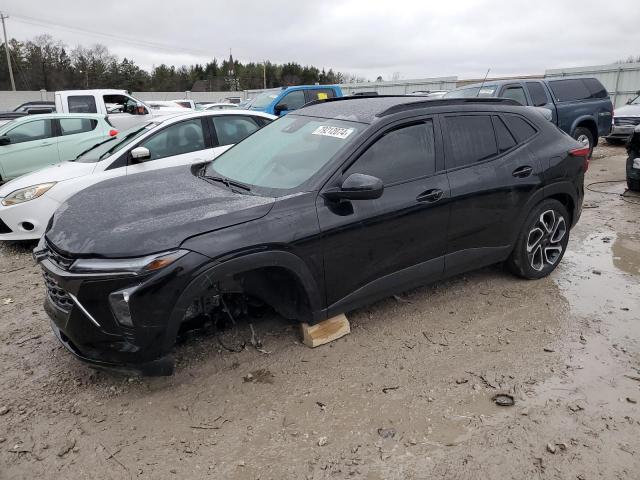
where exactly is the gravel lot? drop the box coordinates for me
[1,143,639,479]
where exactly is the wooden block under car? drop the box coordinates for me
[301,314,351,348]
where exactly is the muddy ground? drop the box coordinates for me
[1,143,639,480]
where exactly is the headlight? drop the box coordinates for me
[70,250,188,275]
[1,182,56,206]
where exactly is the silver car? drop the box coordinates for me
[606,92,640,144]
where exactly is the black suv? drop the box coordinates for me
[35,97,588,375]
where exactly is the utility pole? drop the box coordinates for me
[0,12,16,91]
[263,61,266,89]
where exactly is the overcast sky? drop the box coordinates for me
[2,0,639,81]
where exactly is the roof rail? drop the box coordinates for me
[377,97,522,117]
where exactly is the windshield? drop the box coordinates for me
[444,86,497,98]
[74,123,155,163]
[250,91,280,109]
[205,115,363,193]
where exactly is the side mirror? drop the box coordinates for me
[273,103,288,115]
[323,173,384,201]
[0,135,10,146]
[130,146,150,162]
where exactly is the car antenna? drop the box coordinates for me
[476,68,491,97]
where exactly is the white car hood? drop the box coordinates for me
[0,161,96,197]
[614,104,640,118]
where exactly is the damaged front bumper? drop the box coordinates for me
[35,240,210,376]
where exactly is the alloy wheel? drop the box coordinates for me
[526,209,566,272]
[576,134,590,149]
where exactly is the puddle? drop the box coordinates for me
[555,232,639,328]
[613,232,640,276]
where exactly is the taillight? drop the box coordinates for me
[569,146,590,172]
[108,129,118,137]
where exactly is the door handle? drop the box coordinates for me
[512,166,533,178]
[416,188,443,203]
[40,141,53,147]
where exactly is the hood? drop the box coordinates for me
[46,165,275,258]
[0,161,96,197]
[614,104,640,118]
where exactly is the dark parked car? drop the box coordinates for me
[35,96,588,375]
[445,77,613,155]
[626,126,640,191]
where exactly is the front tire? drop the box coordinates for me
[573,127,594,158]
[508,199,570,279]
[628,177,640,192]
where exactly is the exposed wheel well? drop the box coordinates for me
[180,266,313,327]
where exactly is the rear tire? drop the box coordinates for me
[573,127,594,158]
[628,177,640,192]
[508,199,570,279]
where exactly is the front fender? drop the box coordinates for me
[161,249,324,351]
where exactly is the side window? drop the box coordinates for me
[503,114,537,143]
[583,78,608,99]
[212,116,261,146]
[138,119,205,161]
[493,116,517,153]
[445,115,497,168]
[548,79,591,102]
[346,121,435,185]
[501,85,528,105]
[59,118,98,136]
[526,82,549,107]
[276,90,306,111]
[252,116,272,128]
[6,120,53,144]
[305,88,336,103]
[68,96,97,113]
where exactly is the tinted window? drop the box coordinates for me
[59,118,98,136]
[305,88,336,103]
[445,115,497,168]
[277,90,306,111]
[548,79,591,102]
[253,116,272,127]
[501,86,528,105]
[583,78,608,99]
[526,82,549,107]
[6,120,53,144]
[68,95,97,113]
[212,116,261,146]
[493,116,517,152]
[346,121,435,184]
[139,119,205,160]
[503,114,537,142]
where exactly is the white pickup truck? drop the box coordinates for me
[54,89,174,130]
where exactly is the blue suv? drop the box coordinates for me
[249,85,343,116]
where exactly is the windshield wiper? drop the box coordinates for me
[200,174,252,193]
[73,137,116,160]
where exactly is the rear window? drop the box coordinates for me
[59,118,98,136]
[493,116,517,152]
[445,115,498,168]
[503,114,537,142]
[547,79,607,102]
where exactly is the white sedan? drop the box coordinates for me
[0,110,275,240]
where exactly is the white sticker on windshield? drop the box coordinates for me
[312,125,354,139]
